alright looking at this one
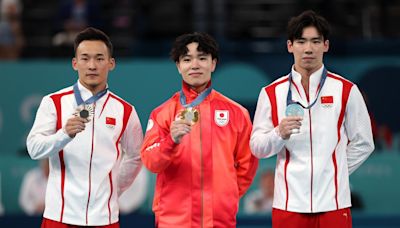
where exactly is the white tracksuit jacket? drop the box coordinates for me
[27,81,143,225]
[250,66,374,213]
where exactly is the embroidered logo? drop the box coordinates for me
[321,95,333,107]
[215,110,229,126]
[145,142,160,151]
[106,117,116,129]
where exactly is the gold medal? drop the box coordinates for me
[180,107,199,125]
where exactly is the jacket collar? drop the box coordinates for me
[290,65,325,94]
[76,80,109,101]
[181,80,212,104]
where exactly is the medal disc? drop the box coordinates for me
[80,109,89,118]
[180,108,199,125]
[285,103,304,117]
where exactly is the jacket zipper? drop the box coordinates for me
[308,108,314,212]
[198,108,204,228]
[305,84,314,213]
[86,103,96,224]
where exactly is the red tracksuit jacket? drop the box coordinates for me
[141,82,258,228]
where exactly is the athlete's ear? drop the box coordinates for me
[72,58,78,71]
[176,61,182,74]
[211,58,217,73]
[287,40,294,53]
[109,58,116,71]
[324,40,329,53]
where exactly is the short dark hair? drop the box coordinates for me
[287,10,331,42]
[74,27,114,57]
[170,32,219,62]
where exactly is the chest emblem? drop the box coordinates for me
[215,110,229,127]
[321,96,333,107]
[106,117,116,129]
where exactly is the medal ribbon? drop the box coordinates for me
[73,83,108,106]
[286,68,327,109]
[179,86,212,108]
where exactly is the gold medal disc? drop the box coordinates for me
[181,108,199,125]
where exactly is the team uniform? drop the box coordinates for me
[27,81,143,226]
[250,66,374,227]
[141,82,258,228]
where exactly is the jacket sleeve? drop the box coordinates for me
[345,85,375,174]
[235,109,258,197]
[26,96,73,160]
[118,106,144,195]
[250,88,287,159]
[140,110,178,173]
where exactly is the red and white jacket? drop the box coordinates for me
[250,66,374,213]
[141,82,258,228]
[27,81,143,226]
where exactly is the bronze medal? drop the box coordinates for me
[75,104,93,121]
[80,109,89,118]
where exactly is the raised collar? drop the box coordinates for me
[76,80,109,101]
[290,65,325,91]
[181,81,212,104]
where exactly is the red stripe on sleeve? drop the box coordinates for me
[265,78,288,127]
[110,94,132,159]
[50,90,73,222]
[328,74,353,209]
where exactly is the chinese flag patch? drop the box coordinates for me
[106,117,116,125]
[321,96,333,104]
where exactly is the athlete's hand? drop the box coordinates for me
[170,119,192,143]
[278,116,303,139]
[64,116,89,138]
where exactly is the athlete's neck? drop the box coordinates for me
[191,83,208,94]
[294,66,320,97]
[79,81,107,95]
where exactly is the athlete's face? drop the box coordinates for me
[72,40,115,94]
[287,26,329,74]
[176,42,217,93]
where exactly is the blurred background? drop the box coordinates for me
[1,0,399,227]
